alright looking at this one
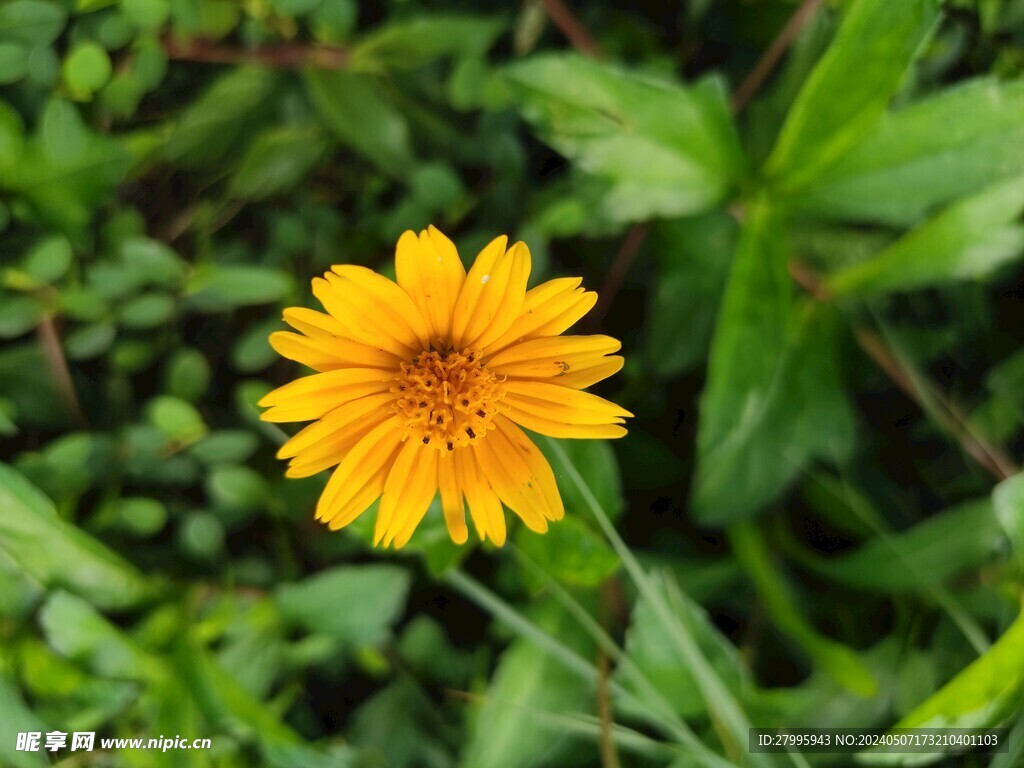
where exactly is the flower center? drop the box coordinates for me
[392,350,505,451]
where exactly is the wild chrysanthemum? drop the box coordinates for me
[260,226,631,548]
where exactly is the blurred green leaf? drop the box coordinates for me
[120,236,188,287]
[64,321,116,360]
[731,522,878,696]
[0,42,29,84]
[206,465,269,513]
[185,264,293,312]
[788,79,1024,225]
[0,674,49,768]
[993,474,1024,569]
[647,212,737,377]
[147,395,207,443]
[62,41,112,101]
[693,205,854,523]
[165,347,210,402]
[803,499,1006,593]
[274,565,410,644]
[118,292,176,329]
[503,54,745,224]
[20,234,71,284]
[349,15,505,71]
[229,125,329,201]
[0,463,154,609]
[188,430,258,466]
[460,600,592,768]
[894,608,1024,731]
[166,66,282,167]
[0,1,66,46]
[305,69,416,178]
[828,175,1024,296]
[515,515,619,588]
[0,295,42,339]
[766,0,941,189]
[40,591,161,680]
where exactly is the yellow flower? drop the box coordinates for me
[260,226,631,548]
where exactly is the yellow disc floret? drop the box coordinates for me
[393,350,506,451]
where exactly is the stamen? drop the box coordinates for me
[391,349,507,450]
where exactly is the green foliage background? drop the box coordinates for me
[1,0,1024,766]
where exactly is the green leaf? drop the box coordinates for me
[20,234,71,283]
[0,295,42,338]
[349,15,505,71]
[0,1,66,47]
[165,347,210,402]
[0,674,49,768]
[0,462,154,609]
[206,465,269,512]
[827,175,1024,296]
[188,430,258,466]
[120,236,188,287]
[274,565,410,644]
[502,54,745,224]
[62,41,112,100]
[0,42,29,84]
[515,515,619,588]
[765,0,941,189]
[617,572,749,719]
[39,591,161,680]
[166,67,282,167]
[229,125,329,201]
[185,264,293,312]
[147,395,207,443]
[693,203,855,523]
[895,608,1024,730]
[730,522,878,696]
[118,292,176,329]
[460,600,592,768]
[993,474,1024,569]
[646,212,737,377]
[803,499,1006,593]
[788,79,1024,225]
[305,69,416,178]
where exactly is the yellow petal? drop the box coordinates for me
[494,416,564,521]
[283,408,392,478]
[330,266,431,351]
[555,356,625,390]
[450,235,507,349]
[326,465,390,531]
[282,307,349,338]
[504,405,628,440]
[455,448,506,545]
[505,380,633,423]
[462,242,531,351]
[316,417,403,524]
[312,275,418,359]
[259,368,394,423]
[473,423,559,533]
[485,334,621,378]
[277,392,394,459]
[482,278,596,355]
[376,439,439,548]
[438,453,468,544]
[269,331,401,372]
[395,227,466,344]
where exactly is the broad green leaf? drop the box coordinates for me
[766,0,941,189]
[349,15,505,71]
[693,203,855,523]
[229,125,329,201]
[730,522,878,696]
[828,175,1024,296]
[895,608,1024,730]
[993,474,1024,569]
[646,211,737,377]
[118,292,176,329]
[802,499,1006,593]
[62,41,112,100]
[0,42,28,84]
[305,69,415,178]
[502,54,745,224]
[460,600,592,768]
[20,234,71,283]
[515,515,619,589]
[184,264,293,312]
[617,572,748,719]
[146,395,207,443]
[0,1,66,47]
[0,674,49,768]
[0,463,154,609]
[165,67,282,167]
[788,79,1024,225]
[206,465,269,512]
[274,565,410,644]
[39,591,161,680]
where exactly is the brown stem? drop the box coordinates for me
[36,314,85,426]
[539,0,604,59]
[731,0,824,114]
[589,224,648,330]
[790,261,1019,482]
[163,35,349,69]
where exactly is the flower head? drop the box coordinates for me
[260,226,631,548]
